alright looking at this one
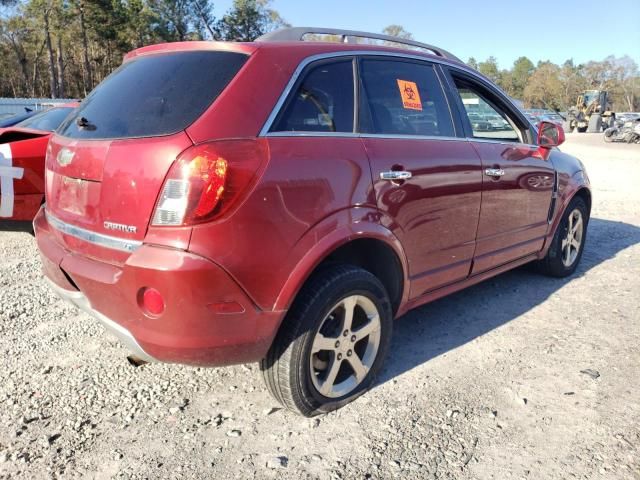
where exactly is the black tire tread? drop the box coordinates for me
[536,196,588,278]
[260,264,390,416]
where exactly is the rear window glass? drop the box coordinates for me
[16,107,73,132]
[58,51,248,140]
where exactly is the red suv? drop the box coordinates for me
[34,28,591,416]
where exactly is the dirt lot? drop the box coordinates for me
[0,133,638,480]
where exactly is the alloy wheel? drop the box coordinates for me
[561,208,584,267]
[309,295,381,399]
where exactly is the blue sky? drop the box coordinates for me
[215,0,640,68]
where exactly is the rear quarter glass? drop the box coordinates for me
[58,51,248,140]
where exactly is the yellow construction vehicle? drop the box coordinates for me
[565,90,615,133]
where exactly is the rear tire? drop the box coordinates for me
[260,265,392,416]
[535,197,589,277]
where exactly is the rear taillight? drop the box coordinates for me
[151,140,267,226]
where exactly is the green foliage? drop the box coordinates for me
[0,5,638,112]
[382,25,413,40]
[486,56,639,112]
[478,56,500,83]
[216,0,287,41]
[0,0,287,97]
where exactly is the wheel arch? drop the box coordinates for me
[573,186,592,216]
[273,217,409,317]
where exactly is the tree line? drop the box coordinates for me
[1,4,638,112]
[470,55,639,112]
[0,0,287,98]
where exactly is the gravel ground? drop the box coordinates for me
[0,133,639,480]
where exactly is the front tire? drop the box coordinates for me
[260,265,393,416]
[535,197,589,277]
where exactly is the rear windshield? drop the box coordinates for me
[16,107,73,131]
[58,51,248,140]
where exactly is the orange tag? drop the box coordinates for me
[397,80,422,110]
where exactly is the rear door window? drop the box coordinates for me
[359,59,454,137]
[270,59,355,133]
[58,51,248,140]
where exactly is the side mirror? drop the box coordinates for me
[538,121,565,148]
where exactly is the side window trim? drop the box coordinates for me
[441,66,536,145]
[267,57,357,135]
[433,64,465,138]
[356,55,458,138]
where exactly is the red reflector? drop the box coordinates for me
[140,288,165,316]
[208,301,245,315]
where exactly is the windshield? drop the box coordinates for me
[58,51,248,140]
[15,107,73,131]
[583,92,599,105]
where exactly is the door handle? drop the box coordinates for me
[484,168,505,177]
[380,171,412,181]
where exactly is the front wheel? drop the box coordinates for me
[260,265,393,416]
[535,197,589,277]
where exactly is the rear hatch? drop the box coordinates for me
[45,50,249,263]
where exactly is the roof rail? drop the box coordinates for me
[256,27,462,63]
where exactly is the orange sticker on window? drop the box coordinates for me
[397,80,422,111]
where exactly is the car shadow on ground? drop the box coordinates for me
[377,217,640,385]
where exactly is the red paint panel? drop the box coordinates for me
[188,137,374,309]
[45,132,193,263]
[470,142,554,273]
[363,137,483,297]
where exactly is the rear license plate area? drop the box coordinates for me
[58,176,88,216]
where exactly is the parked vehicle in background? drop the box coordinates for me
[540,112,565,126]
[604,117,640,143]
[614,112,640,127]
[0,103,78,228]
[484,114,510,130]
[0,109,38,128]
[467,112,493,131]
[33,28,591,416]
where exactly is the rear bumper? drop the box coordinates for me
[46,278,157,362]
[34,207,284,366]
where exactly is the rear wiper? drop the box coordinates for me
[76,116,96,131]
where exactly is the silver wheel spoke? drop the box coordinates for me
[572,217,583,236]
[312,333,337,353]
[353,316,379,341]
[561,208,585,267]
[319,358,341,395]
[309,294,382,399]
[347,354,368,382]
[341,296,356,331]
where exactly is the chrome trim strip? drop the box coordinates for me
[263,131,463,141]
[259,50,514,137]
[265,131,358,138]
[45,278,156,363]
[469,138,539,148]
[46,210,142,253]
[360,133,461,142]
